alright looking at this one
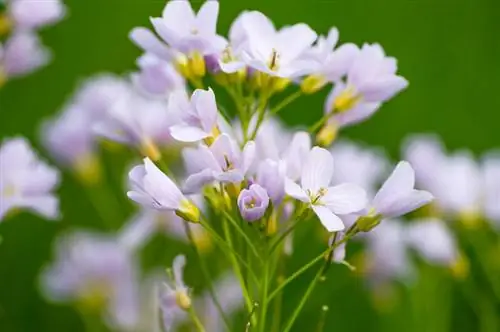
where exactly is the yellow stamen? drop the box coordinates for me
[175,290,192,310]
[189,51,206,78]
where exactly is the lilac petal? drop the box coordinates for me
[173,255,186,288]
[196,0,219,33]
[22,195,59,219]
[219,60,246,74]
[322,183,367,215]
[192,88,218,133]
[312,205,345,232]
[276,24,317,61]
[183,169,216,193]
[216,169,245,183]
[242,141,256,173]
[301,147,334,192]
[361,76,409,102]
[183,146,220,175]
[143,158,184,209]
[285,178,310,203]
[170,125,209,142]
[129,27,173,61]
[380,190,434,218]
[373,161,415,213]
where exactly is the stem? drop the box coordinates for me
[248,92,270,141]
[259,250,270,332]
[269,90,302,115]
[187,305,207,332]
[223,211,262,261]
[308,115,329,133]
[183,222,231,332]
[81,182,119,230]
[269,218,302,254]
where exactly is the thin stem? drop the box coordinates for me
[248,92,270,141]
[308,115,329,133]
[183,222,231,332]
[223,211,262,261]
[269,218,302,254]
[269,90,302,115]
[187,305,207,332]
[259,250,270,332]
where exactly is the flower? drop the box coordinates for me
[285,147,367,232]
[127,158,200,223]
[40,231,139,328]
[183,134,255,193]
[482,153,500,225]
[358,161,433,230]
[235,11,317,78]
[160,255,191,330]
[255,159,286,204]
[0,137,60,221]
[149,0,226,56]
[9,0,66,30]
[324,43,408,127]
[237,184,270,222]
[132,53,185,97]
[170,88,220,143]
[0,31,51,79]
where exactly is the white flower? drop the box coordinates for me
[369,161,434,219]
[170,88,220,143]
[482,153,500,225]
[9,0,66,30]
[160,255,190,330]
[285,147,367,232]
[0,137,60,221]
[183,134,255,193]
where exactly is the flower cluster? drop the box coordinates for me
[0,0,66,86]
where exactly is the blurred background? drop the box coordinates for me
[0,0,499,331]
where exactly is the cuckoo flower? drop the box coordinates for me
[170,88,220,143]
[127,158,200,223]
[40,231,139,328]
[482,153,500,225]
[359,161,433,230]
[150,0,226,56]
[160,255,191,330]
[237,184,270,222]
[285,147,367,232]
[255,159,286,204]
[132,53,185,97]
[0,137,59,221]
[324,43,408,127]
[236,11,317,78]
[1,31,50,79]
[9,0,66,30]
[183,134,255,193]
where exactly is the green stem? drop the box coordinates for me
[249,93,270,141]
[223,211,262,261]
[269,90,302,115]
[183,222,231,332]
[269,218,302,254]
[187,305,207,332]
[308,114,330,133]
[259,250,270,332]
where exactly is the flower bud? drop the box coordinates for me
[175,290,192,310]
[74,153,101,185]
[0,14,12,36]
[356,213,382,232]
[237,184,270,222]
[300,75,326,94]
[316,123,338,147]
[176,199,200,223]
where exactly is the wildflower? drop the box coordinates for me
[127,158,200,223]
[183,134,255,193]
[255,159,286,204]
[237,184,270,222]
[237,11,317,79]
[482,153,500,226]
[0,137,60,221]
[323,43,408,127]
[358,161,433,231]
[0,31,50,79]
[132,53,185,97]
[9,0,66,30]
[129,27,174,61]
[40,231,139,328]
[170,88,220,143]
[285,147,367,232]
[160,255,191,330]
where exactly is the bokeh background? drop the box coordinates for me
[1,0,499,331]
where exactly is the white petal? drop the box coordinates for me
[183,169,216,194]
[242,141,256,173]
[22,195,59,219]
[379,190,434,218]
[322,183,367,214]
[373,161,415,212]
[170,125,209,142]
[284,178,310,203]
[276,24,317,62]
[196,0,219,33]
[312,205,345,232]
[129,27,172,61]
[173,255,186,288]
[143,158,184,209]
[301,147,334,192]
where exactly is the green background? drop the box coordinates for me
[1,0,499,331]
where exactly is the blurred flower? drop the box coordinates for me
[127,158,200,223]
[0,31,51,79]
[132,53,185,97]
[170,88,220,143]
[9,0,66,30]
[285,147,367,232]
[40,231,139,328]
[255,159,286,204]
[238,184,270,222]
[182,134,255,193]
[482,153,500,226]
[0,137,59,221]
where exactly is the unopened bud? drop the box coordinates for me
[226,182,241,199]
[316,123,338,147]
[175,291,192,310]
[272,77,291,93]
[300,75,326,94]
[176,200,200,223]
[356,213,382,232]
[74,154,101,185]
[0,14,12,36]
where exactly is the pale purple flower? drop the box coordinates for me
[1,31,51,78]
[369,161,434,219]
[216,11,249,73]
[9,0,66,30]
[127,158,199,222]
[40,231,139,328]
[255,159,286,203]
[482,153,500,225]
[170,88,219,143]
[405,218,458,266]
[41,104,96,168]
[183,134,256,193]
[132,53,185,97]
[304,27,359,82]
[149,0,226,56]
[285,147,367,232]
[130,27,174,62]
[324,43,408,127]
[0,137,59,221]
[238,184,270,222]
[330,140,388,197]
[236,11,317,78]
[160,255,190,330]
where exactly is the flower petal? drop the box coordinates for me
[322,183,367,215]
[372,161,415,213]
[170,125,209,142]
[312,205,345,232]
[301,147,334,192]
[284,178,310,203]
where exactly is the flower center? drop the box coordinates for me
[190,27,199,35]
[223,155,235,171]
[308,188,328,204]
[245,197,257,209]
